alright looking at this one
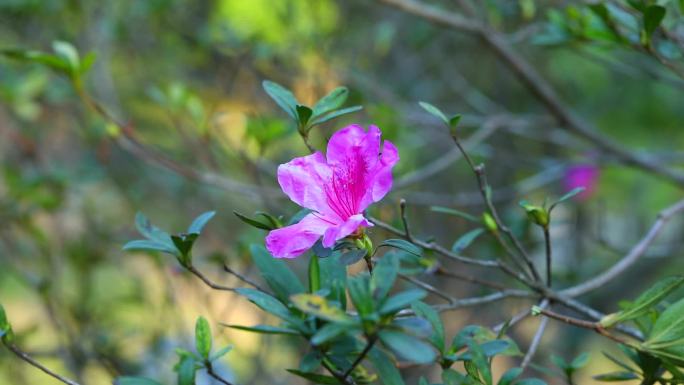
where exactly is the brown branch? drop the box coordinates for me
[534,308,632,346]
[206,362,234,385]
[399,199,413,242]
[377,0,684,188]
[6,343,81,385]
[185,265,236,292]
[562,198,684,297]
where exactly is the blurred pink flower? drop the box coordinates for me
[266,125,399,259]
[564,164,599,200]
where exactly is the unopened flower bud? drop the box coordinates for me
[482,212,498,232]
[519,202,549,228]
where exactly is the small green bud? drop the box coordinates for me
[482,212,498,232]
[519,202,550,228]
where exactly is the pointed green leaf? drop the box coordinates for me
[379,330,436,364]
[498,367,522,385]
[419,101,448,125]
[451,228,485,253]
[296,105,313,126]
[310,106,363,125]
[368,347,406,385]
[379,239,422,257]
[263,80,298,119]
[371,253,398,300]
[114,377,164,385]
[643,5,666,39]
[593,371,639,381]
[313,87,348,116]
[290,294,354,324]
[188,211,216,234]
[223,324,299,336]
[251,244,305,302]
[233,211,273,230]
[411,301,445,352]
[379,289,427,315]
[286,369,341,384]
[235,288,293,321]
[601,276,684,327]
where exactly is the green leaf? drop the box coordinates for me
[368,348,406,385]
[515,380,547,385]
[498,367,522,385]
[319,253,348,309]
[379,289,427,315]
[642,297,684,362]
[251,244,305,302]
[286,369,341,384]
[571,352,589,369]
[122,239,177,255]
[451,228,484,253]
[51,40,79,75]
[371,253,399,300]
[348,275,374,316]
[224,324,299,336]
[601,276,684,327]
[296,105,313,127]
[550,187,585,211]
[79,51,96,74]
[309,255,321,293]
[290,294,354,324]
[411,301,445,352]
[114,377,164,385]
[195,316,212,360]
[379,239,422,257]
[443,369,477,385]
[233,211,273,230]
[602,351,636,372]
[643,5,666,39]
[551,354,568,370]
[170,233,199,263]
[188,211,216,234]
[339,249,367,265]
[133,212,176,251]
[313,87,349,116]
[378,330,436,364]
[311,323,354,345]
[456,340,511,360]
[468,342,492,385]
[593,371,639,381]
[0,48,69,72]
[430,206,479,222]
[209,345,232,361]
[449,114,462,128]
[310,106,363,125]
[176,355,196,385]
[263,80,298,119]
[419,101,449,125]
[235,288,293,321]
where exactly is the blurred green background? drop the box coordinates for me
[1,0,683,384]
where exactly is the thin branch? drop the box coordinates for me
[377,0,684,188]
[435,267,507,291]
[223,264,265,292]
[543,226,552,287]
[400,274,456,304]
[433,290,532,313]
[206,362,234,385]
[534,308,632,346]
[6,343,81,385]
[562,198,684,297]
[399,199,413,242]
[521,316,549,370]
[342,336,378,380]
[186,265,236,292]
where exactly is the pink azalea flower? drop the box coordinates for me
[265,124,399,259]
[564,164,599,201]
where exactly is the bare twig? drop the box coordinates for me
[563,198,684,297]
[399,199,413,242]
[433,290,532,313]
[206,362,234,385]
[521,316,549,370]
[223,264,265,292]
[400,274,456,303]
[543,227,552,287]
[185,265,236,292]
[377,0,684,188]
[435,267,507,291]
[534,308,632,346]
[342,336,378,380]
[6,343,81,385]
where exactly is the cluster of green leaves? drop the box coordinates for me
[262,80,362,136]
[595,276,684,383]
[550,352,589,384]
[1,40,95,88]
[115,316,232,385]
[535,1,679,50]
[123,211,216,267]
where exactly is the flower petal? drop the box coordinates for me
[321,214,372,248]
[358,139,399,211]
[277,151,333,215]
[265,213,334,259]
[326,124,381,168]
